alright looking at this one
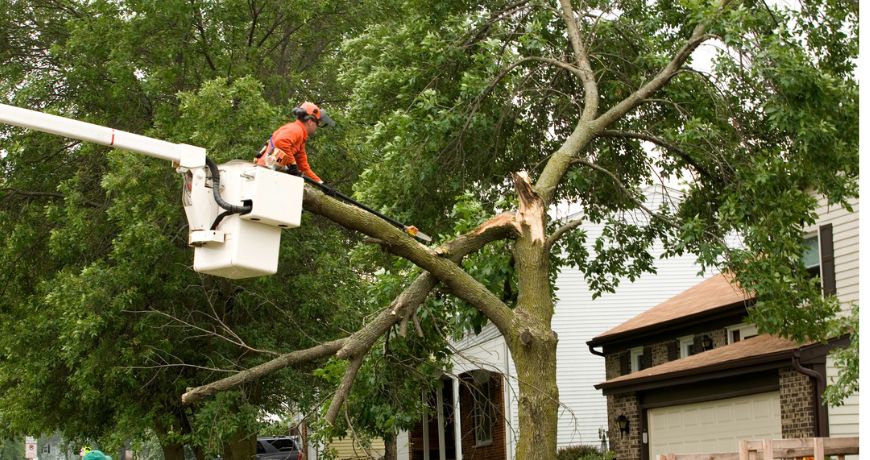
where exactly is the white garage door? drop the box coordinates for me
[648,391,782,457]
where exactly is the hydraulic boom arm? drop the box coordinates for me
[0,103,206,168]
[0,103,302,279]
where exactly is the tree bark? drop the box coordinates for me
[223,429,257,460]
[510,323,559,460]
[509,172,560,460]
[383,432,398,460]
[161,443,185,460]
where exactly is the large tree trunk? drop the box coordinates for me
[223,429,257,460]
[509,172,560,459]
[161,443,185,460]
[383,432,397,460]
[511,328,559,460]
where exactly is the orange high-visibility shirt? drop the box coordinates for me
[257,119,322,183]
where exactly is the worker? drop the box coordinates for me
[256,101,335,188]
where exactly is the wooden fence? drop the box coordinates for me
[655,436,859,460]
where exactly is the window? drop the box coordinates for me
[630,347,644,372]
[726,323,758,344]
[627,346,652,371]
[803,235,821,278]
[803,224,836,295]
[471,377,494,446]
[678,336,694,358]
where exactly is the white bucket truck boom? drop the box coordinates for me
[0,104,304,279]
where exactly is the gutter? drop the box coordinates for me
[588,343,606,357]
[596,348,794,394]
[587,301,750,350]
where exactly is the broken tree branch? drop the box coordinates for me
[303,187,516,333]
[182,339,346,405]
[182,210,517,405]
[325,354,365,426]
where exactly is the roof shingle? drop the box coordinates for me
[592,273,752,342]
[595,334,799,389]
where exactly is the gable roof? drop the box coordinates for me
[589,273,753,345]
[595,334,799,393]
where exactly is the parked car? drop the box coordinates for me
[256,436,303,460]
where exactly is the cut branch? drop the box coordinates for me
[182,339,346,405]
[182,210,517,404]
[303,187,515,333]
[325,354,365,426]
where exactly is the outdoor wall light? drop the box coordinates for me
[701,334,714,351]
[616,414,630,436]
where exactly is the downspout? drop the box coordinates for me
[791,350,827,436]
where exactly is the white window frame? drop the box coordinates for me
[804,231,821,268]
[803,229,830,294]
[630,346,644,372]
[678,335,694,359]
[726,323,758,344]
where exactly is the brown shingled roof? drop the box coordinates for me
[591,273,753,343]
[595,334,799,392]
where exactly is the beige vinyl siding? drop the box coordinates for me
[826,354,859,460]
[812,194,858,449]
[811,195,859,313]
[328,436,385,459]
[826,352,859,438]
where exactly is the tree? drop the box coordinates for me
[1,1,857,460]
[0,0,381,458]
[181,0,857,458]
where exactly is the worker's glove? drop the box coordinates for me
[282,164,300,176]
[320,183,338,196]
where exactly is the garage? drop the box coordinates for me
[647,391,782,457]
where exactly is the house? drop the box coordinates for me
[397,186,714,459]
[589,195,859,460]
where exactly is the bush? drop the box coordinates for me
[556,444,614,460]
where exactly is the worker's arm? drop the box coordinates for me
[294,145,322,183]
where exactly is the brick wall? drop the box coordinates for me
[605,352,620,380]
[650,341,669,367]
[779,368,817,438]
[409,373,507,460]
[601,327,743,460]
[607,393,641,460]
[459,373,506,460]
[605,328,730,379]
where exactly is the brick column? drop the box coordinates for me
[779,368,817,438]
[607,393,642,460]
